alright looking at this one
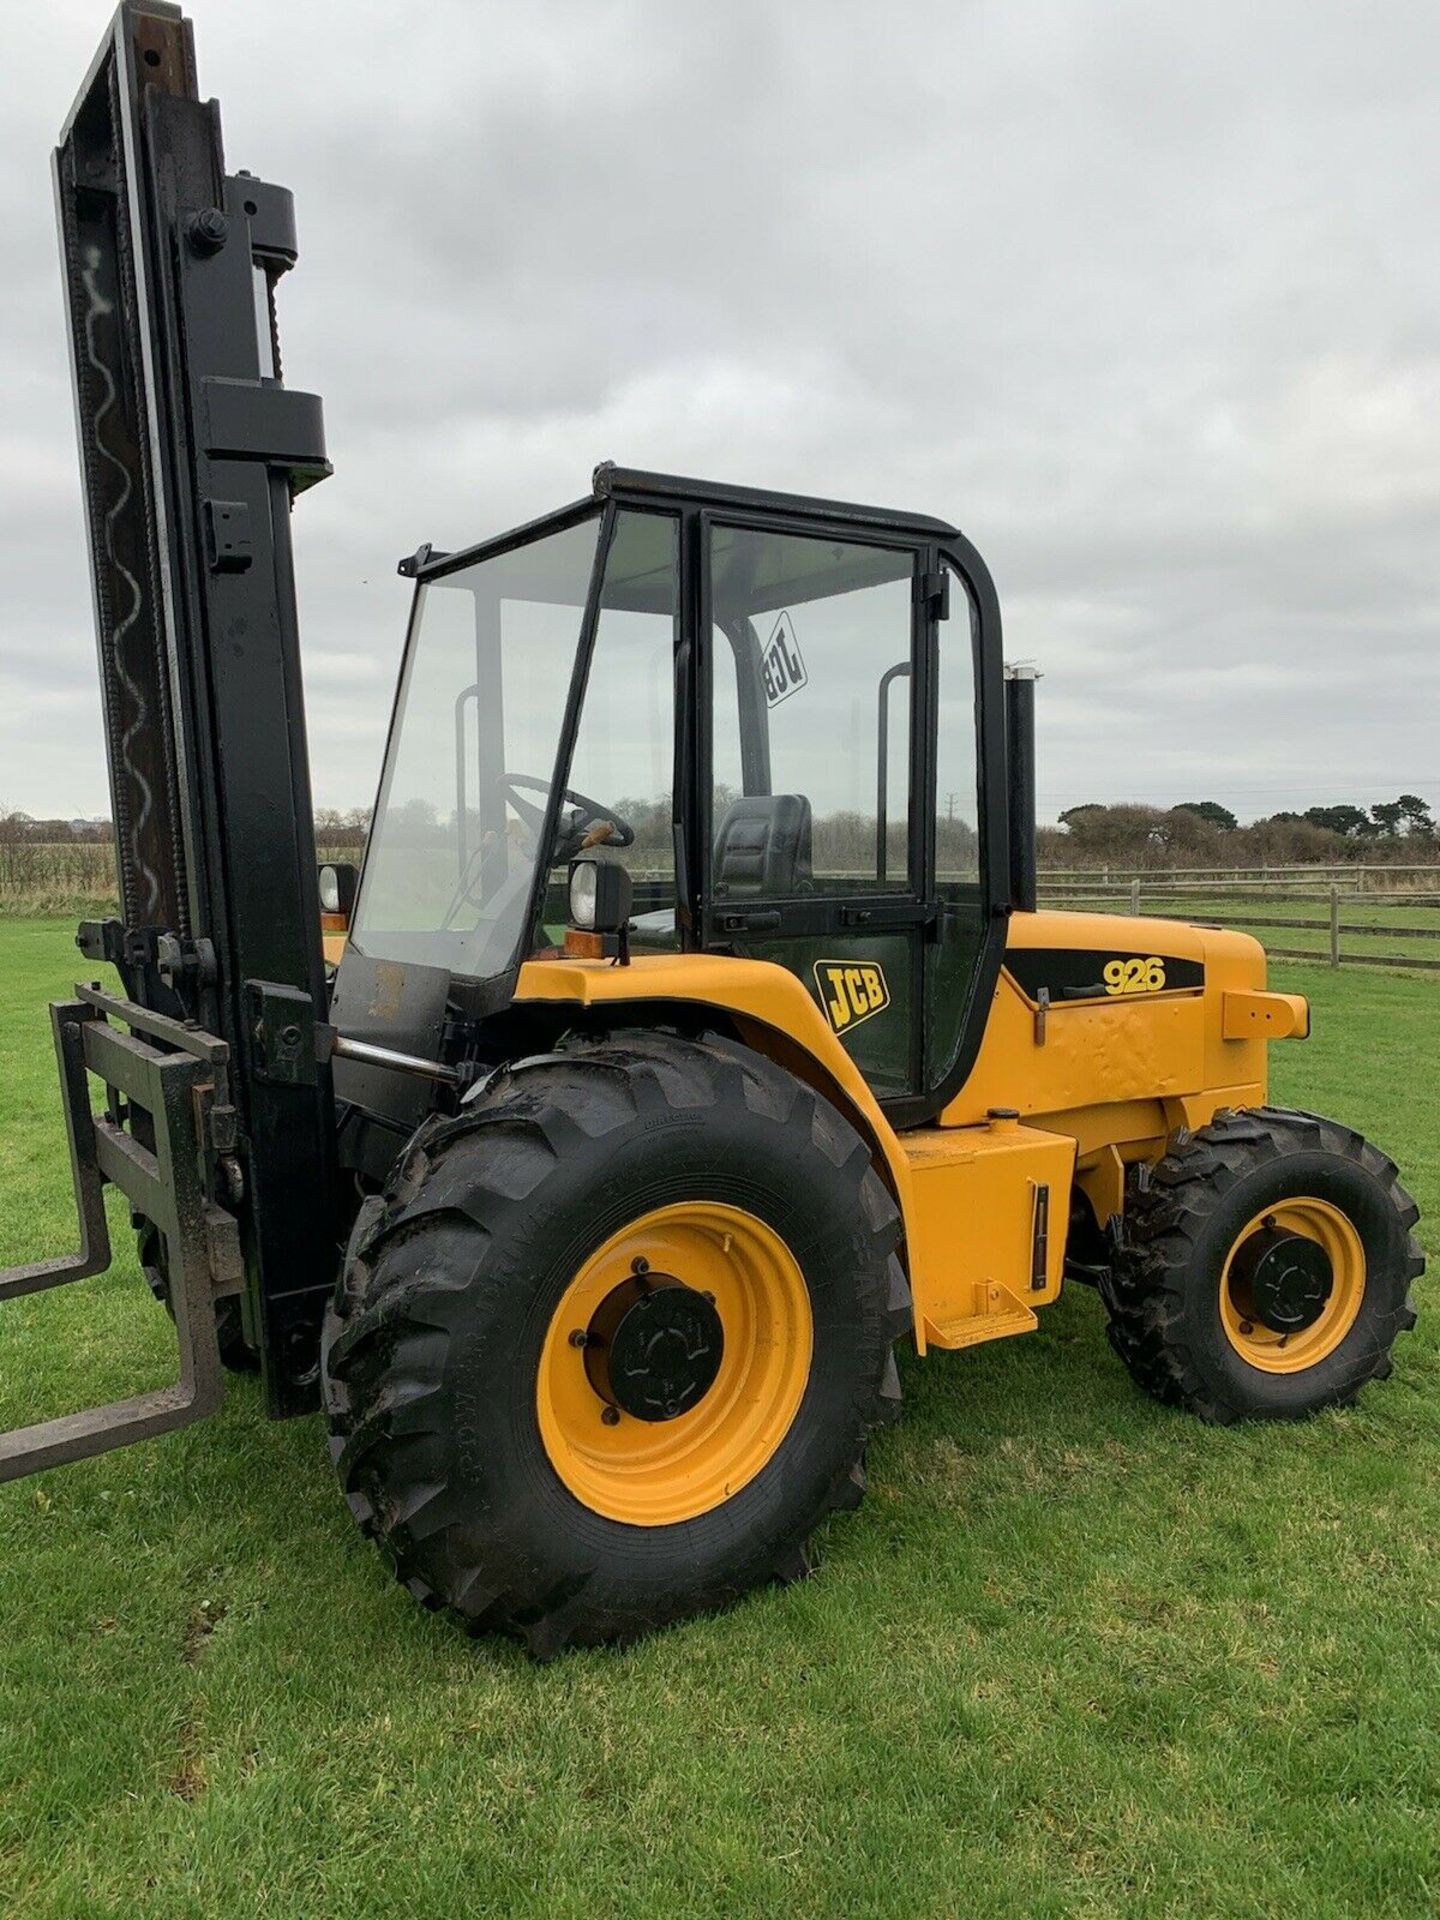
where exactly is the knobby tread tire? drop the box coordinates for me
[321,1030,911,1656]
[1100,1105,1423,1424]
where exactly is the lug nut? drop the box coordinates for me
[631,1256,649,1275]
[600,1406,620,1426]
[568,1329,587,1349]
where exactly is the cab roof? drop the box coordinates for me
[399,462,962,582]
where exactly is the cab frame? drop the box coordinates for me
[337,464,1017,1165]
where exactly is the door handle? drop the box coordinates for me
[839,903,937,929]
[717,909,782,933]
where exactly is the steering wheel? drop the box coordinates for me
[501,772,636,862]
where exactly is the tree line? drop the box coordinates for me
[7,791,1434,879]
[1046,796,1437,867]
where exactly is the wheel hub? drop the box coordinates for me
[1230,1223,1334,1334]
[584,1273,725,1422]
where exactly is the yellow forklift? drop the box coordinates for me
[1,2,1422,1656]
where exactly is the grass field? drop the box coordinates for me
[1,917,1437,1919]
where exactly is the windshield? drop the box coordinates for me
[351,514,601,978]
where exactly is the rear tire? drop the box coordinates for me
[1101,1107,1422,1423]
[321,1031,910,1656]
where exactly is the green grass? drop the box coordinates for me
[0,919,1436,1919]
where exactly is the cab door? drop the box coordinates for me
[699,515,941,1103]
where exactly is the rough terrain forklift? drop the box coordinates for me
[1,3,1423,1656]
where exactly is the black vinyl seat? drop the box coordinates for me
[630,794,815,943]
[711,794,813,900]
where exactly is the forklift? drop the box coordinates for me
[1,2,1423,1656]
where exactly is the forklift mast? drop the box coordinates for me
[0,0,337,1471]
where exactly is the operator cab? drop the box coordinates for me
[333,465,1009,1161]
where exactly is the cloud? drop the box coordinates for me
[1,0,1436,822]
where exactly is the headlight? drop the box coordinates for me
[568,857,633,935]
[569,860,599,929]
[317,860,357,919]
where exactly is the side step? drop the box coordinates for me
[0,989,241,1481]
[923,1282,1039,1352]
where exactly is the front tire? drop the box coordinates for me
[321,1031,910,1656]
[1101,1107,1423,1423]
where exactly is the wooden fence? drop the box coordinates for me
[1038,873,1440,975]
[1039,862,1440,896]
[5,843,1439,976]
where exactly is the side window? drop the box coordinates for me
[936,565,981,892]
[711,623,748,808]
[924,564,986,1091]
[709,525,915,898]
[566,510,680,940]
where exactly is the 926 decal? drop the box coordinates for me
[1103,956,1166,995]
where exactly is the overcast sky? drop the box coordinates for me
[2,0,1437,825]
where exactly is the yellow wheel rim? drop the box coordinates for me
[536,1202,813,1526]
[1219,1197,1366,1373]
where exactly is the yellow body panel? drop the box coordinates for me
[507,911,1309,1363]
[953,910,1273,1129]
[955,910,1303,1249]
[514,955,917,1220]
[903,1118,1076,1350]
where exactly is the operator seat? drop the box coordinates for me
[711,794,813,899]
[629,793,814,948]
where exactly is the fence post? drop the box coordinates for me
[1329,886,1341,969]
[1130,878,1141,916]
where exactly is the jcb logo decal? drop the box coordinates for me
[761,611,807,707]
[814,960,891,1034]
